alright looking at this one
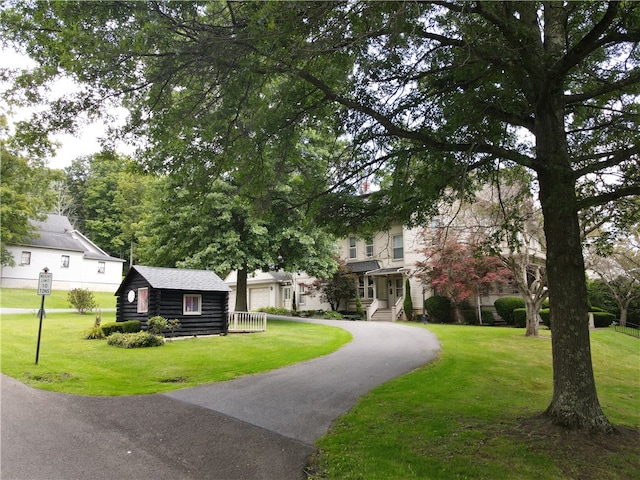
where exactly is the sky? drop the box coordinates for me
[2,47,133,170]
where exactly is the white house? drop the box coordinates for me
[0,214,125,292]
[225,222,430,321]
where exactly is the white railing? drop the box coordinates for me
[366,298,379,321]
[228,311,267,332]
[391,296,404,322]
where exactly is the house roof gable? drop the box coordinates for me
[25,214,124,262]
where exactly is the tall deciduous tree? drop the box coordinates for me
[138,176,337,312]
[0,118,54,265]
[2,0,639,431]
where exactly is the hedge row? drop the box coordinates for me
[107,331,164,348]
[101,320,142,336]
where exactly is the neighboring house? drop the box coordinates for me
[0,214,125,292]
[115,265,231,336]
[227,216,545,322]
[225,222,430,321]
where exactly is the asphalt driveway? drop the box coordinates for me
[1,318,439,480]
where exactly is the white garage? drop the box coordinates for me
[249,287,271,311]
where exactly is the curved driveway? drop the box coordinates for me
[1,317,439,480]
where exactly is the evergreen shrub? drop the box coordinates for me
[513,308,527,328]
[121,320,142,333]
[540,308,551,328]
[494,297,526,325]
[592,311,615,328]
[425,295,453,323]
[101,322,123,336]
[403,278,414,321]
[481,310,495,325]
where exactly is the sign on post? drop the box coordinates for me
[38,272,53,296]
[35,267,51,365]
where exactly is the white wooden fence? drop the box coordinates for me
[228,311,267,333]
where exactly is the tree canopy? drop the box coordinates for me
[2,0,639,432]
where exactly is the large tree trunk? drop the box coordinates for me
[234,267,249,312]
[535,87,612,432]
[524,296,544,337]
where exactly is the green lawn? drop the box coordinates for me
[0,311,352,395]
[310,324,640,480]
[1,288,117,310]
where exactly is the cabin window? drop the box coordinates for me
[137,287,149,313]
[21,251,31,265]
[392,235,403,260]
[183,294,202,315]
[61,255,70,268]
[348,237,357,259]
[98,261,105,273]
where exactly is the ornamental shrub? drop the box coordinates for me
[147,316,167,334]
[425,295,453,323]
[494,297,526,325]
[107,331,164,348]
[513,308,527,328]
[84,326,105,339]
[67,288,97,314]
[481,310,495,325]
[101,322,123,336]
[121,320,142,333]
[403,278,414,321]
[592,311,616,328]
[323,311,343,319]
[540,308,551,328]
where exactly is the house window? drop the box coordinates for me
[358,276,374,299]
[21,251,31,265]
[396,278,404,298]
[98,261,105,273]
[298,284,306,305]
[61,255,70,268]
[137,287,149,313]
[183,294,202,315]
[365,237,374,258]
[348,237,357,259]
[393,235,403,260]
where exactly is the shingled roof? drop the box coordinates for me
[118,265,231,294]
[25,214,123,262]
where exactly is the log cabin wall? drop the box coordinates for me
[116,269,229,336]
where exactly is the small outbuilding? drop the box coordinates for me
[115,265,231,336]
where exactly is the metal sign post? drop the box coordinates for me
[35,267,52,365]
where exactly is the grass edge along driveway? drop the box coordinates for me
[0,312,352,395]
[308,324,640,480]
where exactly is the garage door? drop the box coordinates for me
[249,287,271,311]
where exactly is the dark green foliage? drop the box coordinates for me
[323,311,343,320]
[100,322,123,336]
[459,300,478,325]
[107,331,164,348]
[121,320,142,333]
[425,295,453,323]
[481,310,495,326]
[540,309,551,329]
[67,288,97,314]
[355,293,365,319]
[513,308,527,328]
[404,278,414,321]
[592,312,616,328]
[493,297,526,325]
